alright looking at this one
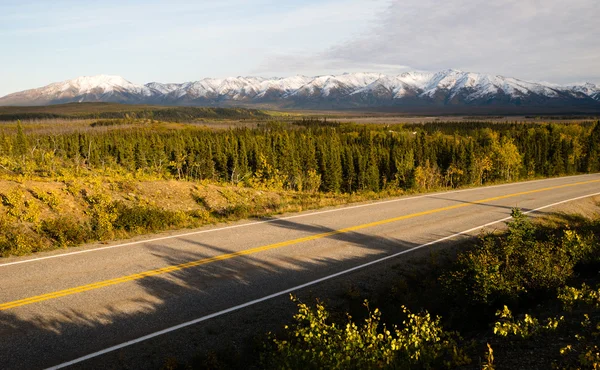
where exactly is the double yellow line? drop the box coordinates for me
[2,178,599,312]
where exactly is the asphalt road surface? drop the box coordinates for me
[1,174,600,369]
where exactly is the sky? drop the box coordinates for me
[1,0,598,97]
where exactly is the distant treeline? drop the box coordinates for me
[0,106,269,122]
[0,113,65,121]
[1,119,599,193]
[401,120,599,134]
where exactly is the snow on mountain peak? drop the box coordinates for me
[36,74,152,98]
[1,71,599,106]
[56,75,136,92]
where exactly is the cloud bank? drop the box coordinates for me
[259,0,600,84]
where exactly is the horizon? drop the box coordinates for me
[1,0,599,97]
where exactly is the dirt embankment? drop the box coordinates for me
[0,178,391,257]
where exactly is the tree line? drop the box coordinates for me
[0,105,269,122]
[1,119,599,193]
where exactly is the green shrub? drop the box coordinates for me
[558,284,600,310]
[1,187,26,220]
[40,217,91,248]
[84,191,118,240]
[22,199,41,224]
[31,188,62,211]
[263,297,469,369]
[218,203,250,218]
[493,305,562,339]
[492,286,600,369]
[561,228,595,263]
[442,209,595,307]
[90,119,129,127]
[113,202,187,233]
[0,220,48,256]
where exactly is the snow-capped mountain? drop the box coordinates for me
[1,70,599,110]
[566,82,600,101]
[0,75,154,106]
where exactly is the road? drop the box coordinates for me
[1,174,600,369]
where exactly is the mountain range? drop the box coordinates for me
[1,70,599,111]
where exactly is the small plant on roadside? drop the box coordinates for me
[481,343,495,370]
[22,199,41,224]
[112,202,188,233]
[558,284,600,310]
[263,296,469,369]
[84,190,118,240]
[0,220,48,256]
[40,217,91,248]
[493,305,562,339]
[1,187,26,220]
[30,187,62,211]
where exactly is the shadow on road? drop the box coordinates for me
[427,195,527,211]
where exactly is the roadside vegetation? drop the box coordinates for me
[0,114,599,257]
[198,206,599,369]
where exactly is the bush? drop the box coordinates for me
[493,305,562,339]
[84,191,118,240]
[263,297,469,369]
[442,209,596,307]
[90,119,129,127]
[40,217,91,248]
[31,188,62,211]
[558,284,600,310]
[492,285,600,369]
[1,187,26,220]
[113,202,187,233]
[0,219,48,256]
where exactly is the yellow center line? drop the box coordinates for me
[2,178,599,311]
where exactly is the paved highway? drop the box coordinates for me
[1,174,600,369]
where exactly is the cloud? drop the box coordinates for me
[258,0,600,83]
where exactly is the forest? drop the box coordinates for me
[1,118,599,192]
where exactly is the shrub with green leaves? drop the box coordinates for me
[1,187,26,220]
[493,305,562,339]
[443,209,597,307]
[31,188,62,211]
[558,284,600,310]
[113,202,187,233]
[263,297,469,369]
[84,191,118,240]
[40,217,91,248]
[492,285,600,369]
[0,219,48,256]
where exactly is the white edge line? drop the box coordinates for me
[2,173,598,268]
[45,191,600,370]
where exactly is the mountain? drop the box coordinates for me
[1,70,599,111]
[0,75,155,106]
